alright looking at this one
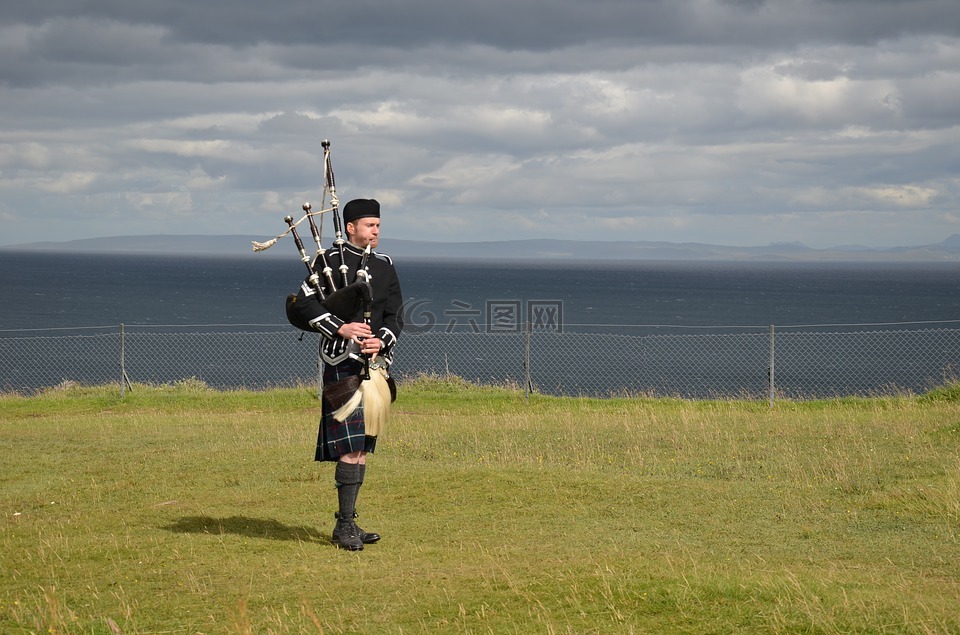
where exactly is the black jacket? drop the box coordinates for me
[287,241,403,365]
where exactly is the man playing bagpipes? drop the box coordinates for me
[285,198,404,551]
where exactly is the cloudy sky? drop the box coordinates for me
[2,0,959,249]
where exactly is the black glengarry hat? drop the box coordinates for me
[342,198,380,224]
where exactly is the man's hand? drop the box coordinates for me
[338,322,371,342]
[338,322,381,359]
[360,337,382,358]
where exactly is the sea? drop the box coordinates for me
[0,250,960,332]
[1,250,960,331]
[3,250,960,396]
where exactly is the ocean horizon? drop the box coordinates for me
[4,231,960,263]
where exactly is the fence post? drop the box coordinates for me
[524,317,532,402]
[120,323,124,398]
[119,323,134,397]
[768,324,775,407]
[120,323,127,398]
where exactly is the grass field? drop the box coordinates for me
[2,377,959,634]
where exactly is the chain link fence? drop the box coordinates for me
[2,322,959,400]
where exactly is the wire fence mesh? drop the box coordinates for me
[2,322,959,400]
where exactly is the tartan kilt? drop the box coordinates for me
[315,359,378,462]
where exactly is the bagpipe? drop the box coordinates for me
[253,139,393,431]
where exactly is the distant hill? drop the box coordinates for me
[4,234,960,262]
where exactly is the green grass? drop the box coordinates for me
[2,377,959,633]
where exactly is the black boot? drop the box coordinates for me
[352,511,381,544]
[332,512,363,551]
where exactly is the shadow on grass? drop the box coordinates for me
[163,515,328,542]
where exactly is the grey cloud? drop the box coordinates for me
[9,0,960,50]
[1,0,959,249]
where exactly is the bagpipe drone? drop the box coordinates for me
[252,139,394,431]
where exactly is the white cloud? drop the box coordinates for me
[737,63,902,126]
[847,184,938,208]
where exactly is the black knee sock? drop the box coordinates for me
[335,461,363,520]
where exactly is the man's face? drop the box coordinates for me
[347,217,380,249]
